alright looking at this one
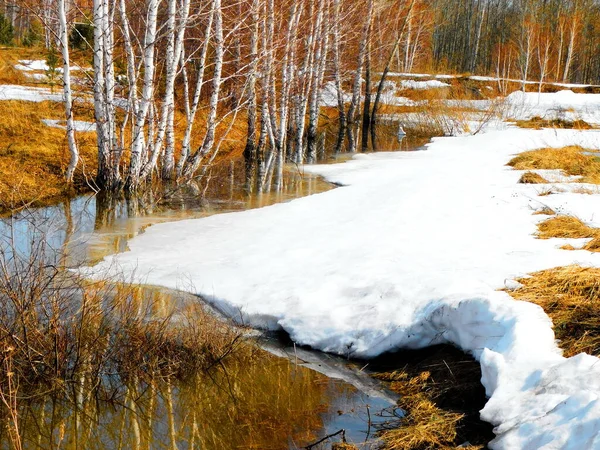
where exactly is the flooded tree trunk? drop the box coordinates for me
[361,46,371,152]
[244,0,260,184]
[93,0,119,191]
[127,0,159,191]
[332,0,346,154]
[345,0,373,153]
[370,0,415,152]
[306,0,328,164]
[177,7,214,178]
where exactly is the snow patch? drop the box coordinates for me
[15,59,84,72]
[399,79,450,90]
[42,119,96,132]
[0,84,63,102]
[86,127,600,448]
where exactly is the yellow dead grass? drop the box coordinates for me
[374,346,491,450]
[0,100,98,212]
[536,216,600,252]
[509,266,600,357]
[533,206,556,216]
[507,146,600,184]
[378,372,468,450]
[515,116,593,130]
[519,171,549,184]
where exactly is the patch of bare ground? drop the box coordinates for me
[507,146,600,185]
[371,345,493,450]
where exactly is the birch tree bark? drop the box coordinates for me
[345,0,374,153]
[127,0,160,190]
[182,0,224,180]
[57,0,78,183]
[243,0,260,179]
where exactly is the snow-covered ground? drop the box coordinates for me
[42,119,96,132]
[0,84,63,102]
[15,59,84,72]
[506,90,600,125]
[399,79,450,90]
[85,92,600,448]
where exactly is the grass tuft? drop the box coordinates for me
[508,266,600,357]
[373,346,492,450]
[533,206,556,216]
[519,171,549,184]
[536,216,600,253]
[515,116,593,130]
[537,215,598,240]
[507,146,600,184]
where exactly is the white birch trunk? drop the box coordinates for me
[177,5,214,177]
[346,0,374,153]
[182,0,224,179]
[563,18,577,83]
[58,0,79,183]
[128,0,160,189]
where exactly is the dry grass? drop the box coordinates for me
[508,266,600,357]
[533,206,556,216]
[536,216,600,252]
[519,171,549,184]
[378,372,467,450]
[0,48,30,85]
[0,100,98,213]
[373,346,492,450]
[515,116,593,130]
[507,146,600,184]
[0,97,247,214]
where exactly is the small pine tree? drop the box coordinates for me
[0,13,14,45]
[70,22,94,51]
[22,21,43,47]
[45,49,60,93]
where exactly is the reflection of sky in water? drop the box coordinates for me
[320,388,395,448]
[0,195,97,264]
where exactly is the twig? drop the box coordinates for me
[305,429,346,449]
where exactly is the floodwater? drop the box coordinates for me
[0,123,427,449]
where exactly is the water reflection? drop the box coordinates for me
[0,129,423,449]
[8,346,359,449]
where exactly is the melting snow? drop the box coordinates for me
[0,85,63,102]
[42,119,96,132]
[15,59,84,72]
[399,79,450,90]
[85,104,600,447]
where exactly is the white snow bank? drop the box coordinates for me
[87,127,600,449]
[399,79,450,90]
[320,80,416,108]
[42,119,96,132]
[0,84,63,102]
[507,90,600,125]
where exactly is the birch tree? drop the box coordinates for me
[57,0,78,182]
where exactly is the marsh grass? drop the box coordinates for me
[508,266,600,357]
[519,171,549,184]
[507,146,600,184]
[372,346,492,450]
[533,206,556,216]
[515,116,593,130]
[0,223,249,449]
[536,215,600,252]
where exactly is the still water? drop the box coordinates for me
[1,127,423,449]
